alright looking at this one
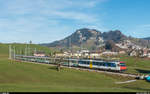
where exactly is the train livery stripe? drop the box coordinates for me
[90,60,92,68]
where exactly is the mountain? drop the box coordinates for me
[128,36,150,48]
[102,30,127,43]
[41,28,131,50]
[142,37,150,40]
[42,28,104,50]
[41,28,150,51]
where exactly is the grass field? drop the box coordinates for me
[0,43,57,56]
[119,55,150,75]
[0,44,150,92]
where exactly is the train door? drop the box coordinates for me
[89,60,92,68]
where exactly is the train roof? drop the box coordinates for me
[16,55,121,63]
[78,59,119,63]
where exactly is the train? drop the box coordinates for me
[15,55,127,72]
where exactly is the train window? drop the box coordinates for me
[93,62,95,65]
[83,61,86,64]
[97,62,100,65]
[107,63,111,67]
[87,61,90,65]
[99,63,102,66]
[79,61,83,64]
[111,63,116,67]
[79,61,81,64]
[82,61,85,64]
[93,62,98,65]
[80,61,83,64]
[96,62,99,65]
[105,63,108,67]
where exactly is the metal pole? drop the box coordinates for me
[14,47,15,59]
[25,44,27,56]
[28,46,30,56]
[34,48,37,54]
[27,45,28,56]
[69,37,71,67]
[25,48,26,56]
[20,49,21,55]
[9,45,12,59]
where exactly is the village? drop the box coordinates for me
[49,40,150,58]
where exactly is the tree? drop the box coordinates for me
[29,40,32,44]
[91,45,97,51]
[105,40,115,51]
[49,52,52,57]
[60,49,64,53]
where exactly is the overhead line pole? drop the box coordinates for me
[9,45,12,59]
[69,37,71,67]
[14,46,15,59]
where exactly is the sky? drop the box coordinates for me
[0,0,150,44]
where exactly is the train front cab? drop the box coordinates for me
[119,61,127,72]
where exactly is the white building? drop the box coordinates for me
[102,51,118,56]
[34,52,46,57]
[129,51,137,56]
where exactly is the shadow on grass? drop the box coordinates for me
[135,69,150,74]
[123,86,150,91]
[48,66,57,71]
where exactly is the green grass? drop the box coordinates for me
[119,55,150,75]
[0,43,57,56]
[0,44,150,92]
[0,55,150,92]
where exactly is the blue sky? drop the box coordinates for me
[0,0,150,44]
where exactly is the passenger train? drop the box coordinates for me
[15,55,127,72]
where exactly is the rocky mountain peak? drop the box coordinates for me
[40,28,150,50]
[102,30,127,43]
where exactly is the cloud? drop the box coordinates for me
[0,0,108,43]
[0,0,106,23]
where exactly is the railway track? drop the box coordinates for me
[70,66,137,78]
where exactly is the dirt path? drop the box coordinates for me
[115,80,137,84]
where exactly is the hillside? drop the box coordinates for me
[42,28,102,48]
[129,37,150,48]
[142,37,150,40]
[41,28,128,50]
[0,43,56,56]
[41,28,150,50]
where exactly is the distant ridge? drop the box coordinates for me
[142,37,150,40]
[40,28,150,50]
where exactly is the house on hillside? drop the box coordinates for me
[55,53,64,57]
[129,50,137,56]
[89,51,102,57]
[102,51,118,56]
[143,49,149,56]
[119,50,126,54]
[147,50,150,58]
[34,51,46,57]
